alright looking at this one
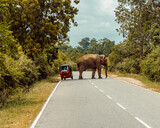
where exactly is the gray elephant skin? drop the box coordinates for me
[77,54,108,79]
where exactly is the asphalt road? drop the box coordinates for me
[32,71,160,128]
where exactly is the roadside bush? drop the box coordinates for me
[53,50,71,72]
[70,62,77,71]
[140,46,160,81]
[0,54,19,105]
[0,53,39,106]
[35,54,52,80]
[107,43,129,71]
[52,50,78,73]
[18,55,39,89]
[108,51,122,71]
[116,58,140,74]
[4,54,39,89]
[108,42,141,74]
[2,55,24,92]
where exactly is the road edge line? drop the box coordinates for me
[30,80,61,128]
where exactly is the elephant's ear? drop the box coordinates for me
[99,55,105,64]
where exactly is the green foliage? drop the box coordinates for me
[45,44,58,65]
[78,37,90,51]
[18,55,39,88]
[108,52,122,72]
[7,0,79,59]
[53,50,77,72]
[108,42,140,73]
[0,53,39,106]
[60,37,115,63]
[0,23,18,59]
[150,23,160,46]
[116,58,140,74]
[0,0,10,22]
[140,46,160,82]
[60,44,85,63]
[88,38,115,56]
[52,51,66,73]
[0,0,79,107]
[115,0,160,59]
[35,53,53,80]
[0,0,17,58]
[110,0,160,81]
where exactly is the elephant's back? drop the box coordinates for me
[77,54,98,68]
[78,54,98,61]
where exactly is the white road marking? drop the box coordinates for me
[135,117,151,128]
[91,83,94,85]
[94,85,98,88]
[106,95,112,99]
[30,81,61,128]
[99,89,104,93]
[116,103,126,110]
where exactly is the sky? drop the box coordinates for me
[68,0,124,47]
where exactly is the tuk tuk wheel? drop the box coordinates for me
[71,77,73,80]
[61,78,63,80]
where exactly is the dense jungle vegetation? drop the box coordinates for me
[0,0,79,107]
[60,37,115,66]
[0,0,160,107]
[108,0,160,81]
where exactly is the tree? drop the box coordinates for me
[140,46,160,81]
[60,37,115,62]
[7,0,79,59]
[108,0,160,74]
[115,0,160,59]
[150,23,160,47]
[98,38,115,56]
[0,0,17,58]
[88,38,115,55]
[88,39,100,54]
[78,37,90,51]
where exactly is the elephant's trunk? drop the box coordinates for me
[104,64,108,78]
[104,57,108,78]
[105,66,108,78]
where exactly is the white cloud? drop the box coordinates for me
[97,22,111,28]
[78,19,88,24]
[96,0,118,16]
[68,0,123,46]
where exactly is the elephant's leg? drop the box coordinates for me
[79,71,83,79]
[98,68,102,79]
[92,68,96,79]
[79,66,84,79]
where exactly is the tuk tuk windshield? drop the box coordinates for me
[61,66,68,70]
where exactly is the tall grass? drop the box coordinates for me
[0,76,59,128]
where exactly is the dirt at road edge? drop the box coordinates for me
[108,74,145,87]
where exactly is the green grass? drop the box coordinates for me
[0,76,59,128]
[107,71,160,93]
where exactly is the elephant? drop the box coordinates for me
[77,54,108,79]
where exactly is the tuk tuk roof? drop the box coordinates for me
[60,64,72,67]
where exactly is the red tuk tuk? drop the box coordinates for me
[59,64,73,80]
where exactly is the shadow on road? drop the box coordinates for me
[61,77,108,82]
